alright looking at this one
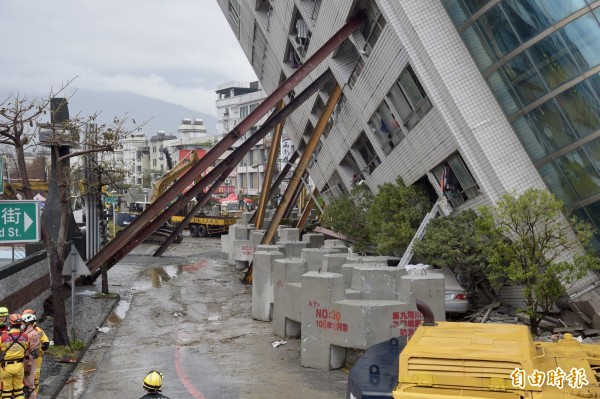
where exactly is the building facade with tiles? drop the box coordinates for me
[216,1,600,249]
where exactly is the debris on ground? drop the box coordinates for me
[271,339,287,348]
[462,296,600,343]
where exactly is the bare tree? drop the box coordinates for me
[0,85,138,345]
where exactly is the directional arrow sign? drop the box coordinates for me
[0,201,40,243]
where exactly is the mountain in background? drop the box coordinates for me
[68,90,218,137]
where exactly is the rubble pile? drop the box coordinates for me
[461,299,600,343]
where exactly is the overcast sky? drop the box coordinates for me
[0,1,257,118]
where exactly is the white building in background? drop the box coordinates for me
[114,132,147,186]
[216,81,272,196]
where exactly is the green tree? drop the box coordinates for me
[0,88,136,346]
[366,177,430,256]
[412,209,489,305]
[477,188,599,333]
[321,184,373,253]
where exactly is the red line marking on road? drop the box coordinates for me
[182,260,207,272]
[176,331,207,399]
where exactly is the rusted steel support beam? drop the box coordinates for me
[88,71,334,277]
[297,188,319,231]
[86,12,366,273]
[152,172,230,257]
[283,174,305,220]
[249,151,299,225]
[255,102,285,230]
[243,84,343,283]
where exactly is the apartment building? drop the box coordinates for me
[217,0,600,254]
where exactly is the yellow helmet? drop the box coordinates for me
[143,370,163,391]
[0,307,8,327]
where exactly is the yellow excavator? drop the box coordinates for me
[116,150,201,244]
[149,150,199,203]
[347,300,600,399]
[1,179,49,199]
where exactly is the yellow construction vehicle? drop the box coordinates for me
[2,179,49,199]
[347,300,600,399]
[170,214,237,238]
[150,150,198,202]
[114,151,202,244]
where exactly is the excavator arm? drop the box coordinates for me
[149,151,198,203]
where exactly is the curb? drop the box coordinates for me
[38,294,120,399]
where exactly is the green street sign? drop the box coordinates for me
[0,201,40,243]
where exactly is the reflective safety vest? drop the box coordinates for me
[0,328,29,361]
[34,324,49,354]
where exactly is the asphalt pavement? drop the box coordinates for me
[39,236,349,399]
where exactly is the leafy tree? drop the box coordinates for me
[27,153,50,180]
[412,209,489,305]
[0,88,136,345]
[477,188,600,333]
[321,183,373,253]
[366,177,430,256]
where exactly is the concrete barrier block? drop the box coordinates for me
[301,248,341,272]
[230,224,251,240]
[322,253,349,274]
[272,258,307,337]
[278,241,308,258]
[252,250,284,321]
[300,272,347,370]
[234,260,248,270]
[341,264,355,288]
[302,233,325,248]
[250,230,265,247]
[324,239,345,247]
[255,245,282,253]
[398,273,446,321]
[345,289,361,299]
[240,212,253,224]
[280,228,301,242]
[221,234,231,254]
[233,240,254,261]
[346,255,400,266]
[350,265,406,300]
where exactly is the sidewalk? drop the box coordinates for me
[37,283,119,399]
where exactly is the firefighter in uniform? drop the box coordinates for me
[140,370,170,399]
[0,308,8,334]
[0,314,29,399]
[21,310,47,394]
[21,314,40,399]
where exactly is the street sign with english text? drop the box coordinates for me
[0,201,41,243]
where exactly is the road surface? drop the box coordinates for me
[57,235,350,398]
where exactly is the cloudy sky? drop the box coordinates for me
[0,1,257,121]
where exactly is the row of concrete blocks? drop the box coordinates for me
[220,224,446,371]
[220,220,347,269]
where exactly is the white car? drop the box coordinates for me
[438,267,469,314]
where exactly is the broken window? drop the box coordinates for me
[348,57,365,89]
[387,65,432,131]
[359,1,386,57]
[431,153,479,208]
[353,131,381,174]
[368,101,404,155]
